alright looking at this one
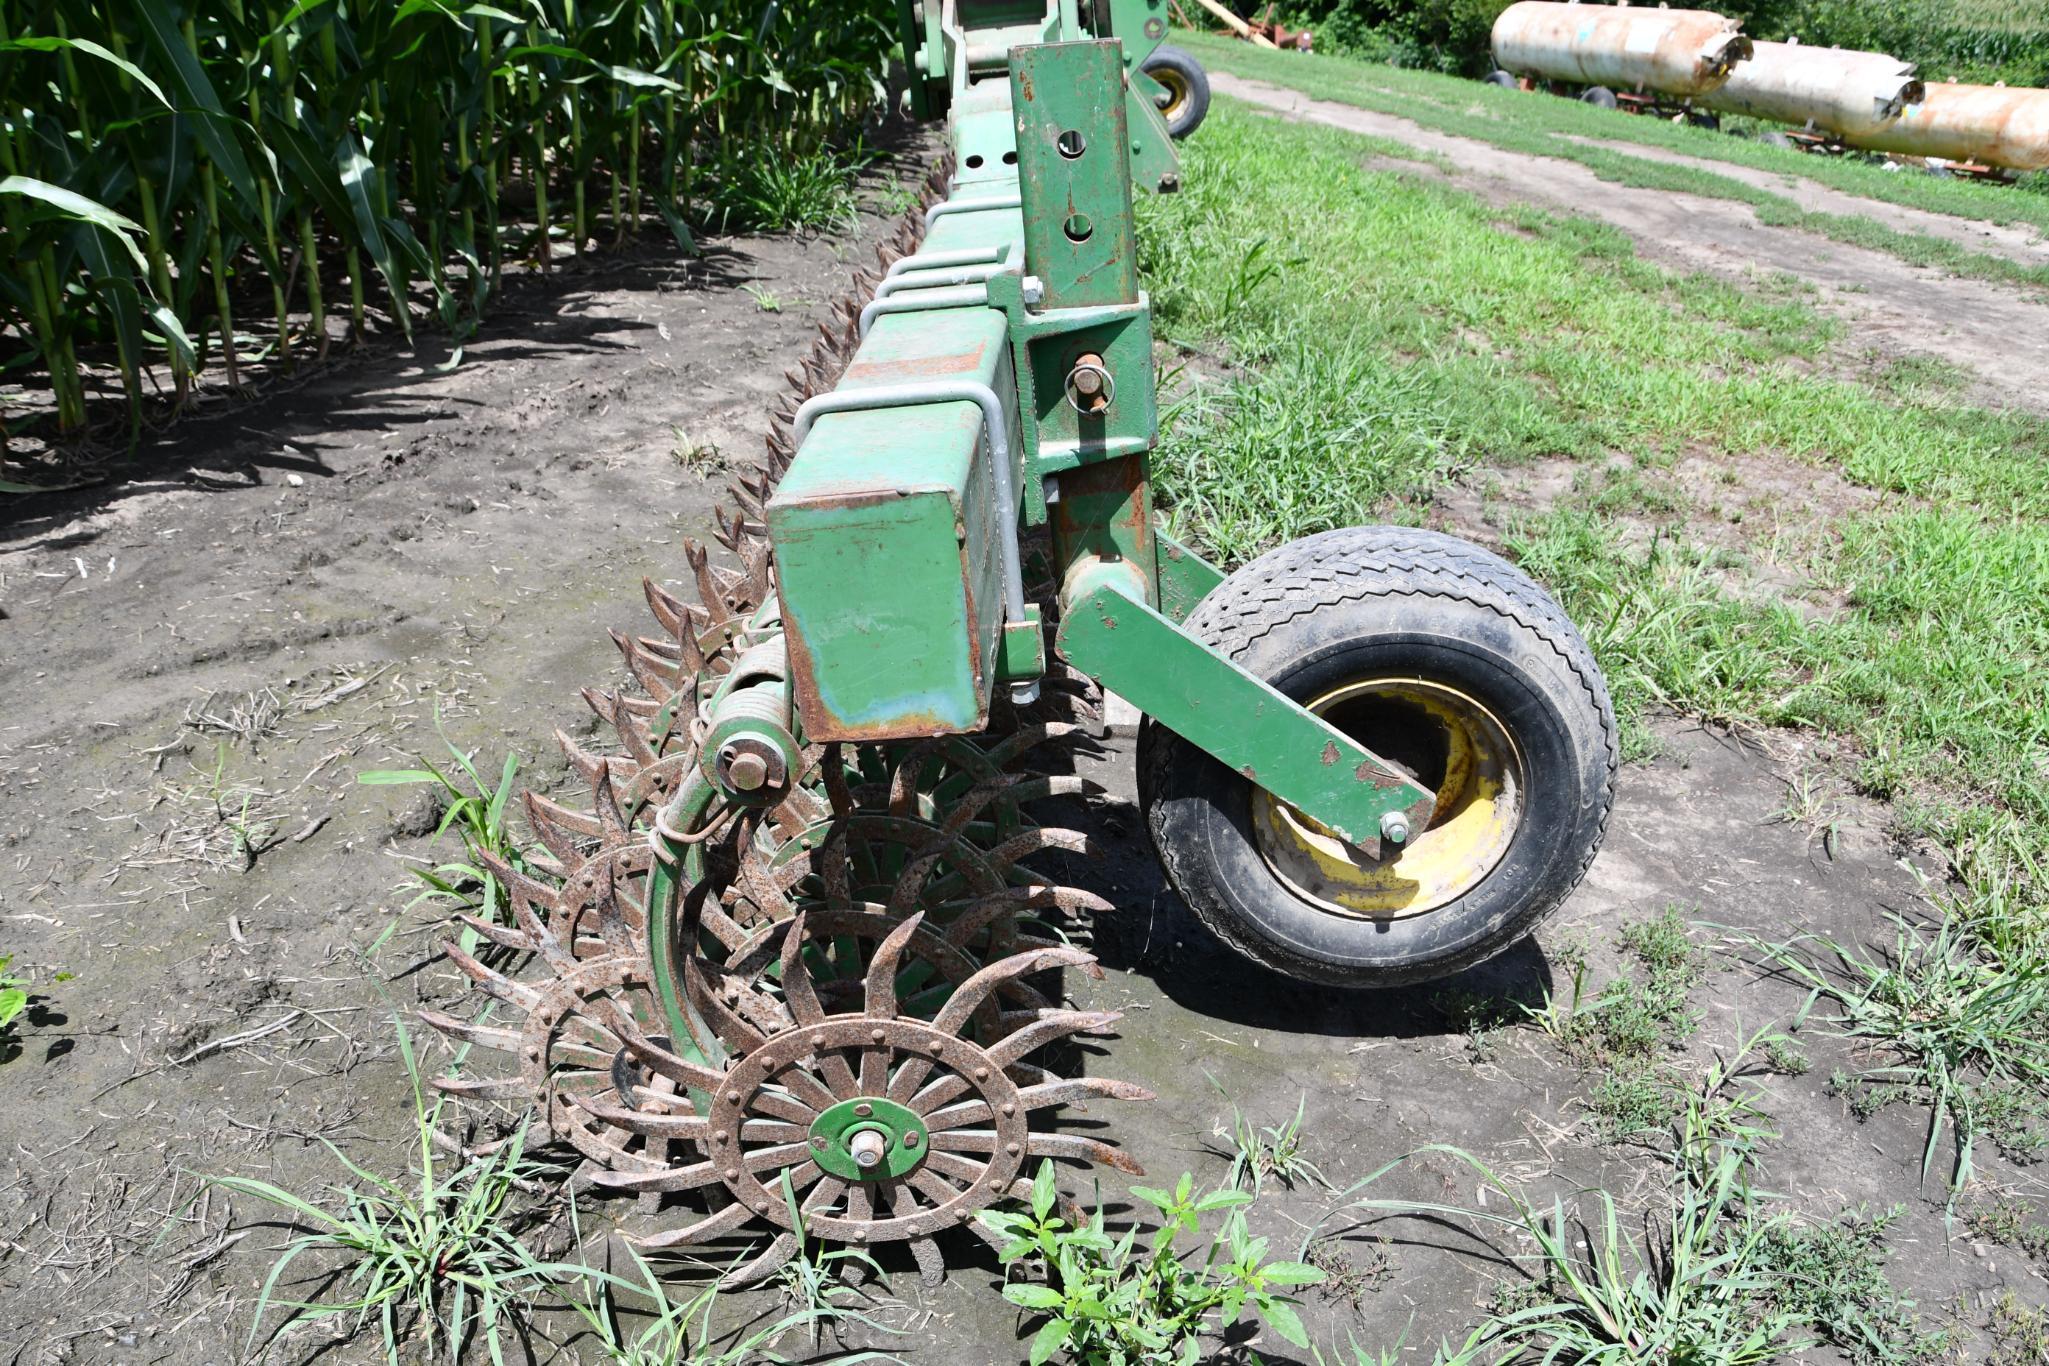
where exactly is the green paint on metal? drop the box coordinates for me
[1155,530,1223,623]
[997,603,1047,681]
[1056,561,1435,854]
[1011,42,1139,310]
[768,306,1014,741]
[808,1097,929,1181]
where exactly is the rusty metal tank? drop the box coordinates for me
[1696,41,1924,140]
[1491,2,1752,97]
[1847,81,2049,172]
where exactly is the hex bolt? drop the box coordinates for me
[849,1129,888,1170]
[904,1130,922,1148]
[853,1102,873,1118]
[1020,276,1044,306]
[1381,811,1412,845]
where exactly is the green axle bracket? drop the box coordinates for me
[1057,559,1436,858]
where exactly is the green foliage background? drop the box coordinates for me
[0,0,900,444]
[1285,0,2049,85]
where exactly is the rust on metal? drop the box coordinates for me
[1850,81,2049,173]
[1492,2,1752,97]
[1697,40,1923,139]
[1322,741,1339,766]
[842,344,989,383]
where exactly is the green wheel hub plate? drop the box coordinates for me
[809,1096,927,1180]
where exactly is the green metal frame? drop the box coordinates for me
[717,18,1434,894]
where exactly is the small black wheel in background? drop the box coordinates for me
[1139,527,1617,988]
[1581,85,1619,109]
[1141,44,1211,140]
[1687,109,1721,131]
[1485,70,1519,90]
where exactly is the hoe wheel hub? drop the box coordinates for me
[1253,678,1524,919]
[707,1014,1027,1243]
[808,1096,928,1180]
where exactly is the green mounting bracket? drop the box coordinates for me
[1056,560,1436,858]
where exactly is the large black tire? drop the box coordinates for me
[1141,45,1211,140]
[1139,527,1617,988]
[1485,70,1519,90]
[1581,85,1619,110]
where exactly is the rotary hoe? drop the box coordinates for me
[427,1,1618,1284]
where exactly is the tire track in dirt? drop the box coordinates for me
[1213,72,2049,417]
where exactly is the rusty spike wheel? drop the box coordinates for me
[582,912,1151,1285]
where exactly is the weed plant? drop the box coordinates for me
[207,1010,576,1363]
[359,720,532,932]
[558,1237,897,1365]
[981,1163,1324,1365]
[1746,914,2049,1189]
[1209,1093,1330,1196]
[1324,1032,1941,1365]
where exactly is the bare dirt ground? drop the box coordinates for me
[4,111,2047,1366]
[1212,72,2049,419]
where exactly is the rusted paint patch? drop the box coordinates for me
[1356,760,1405,788]
[1239,765,1257,780]
[1321,741,1339,766]
[843,345,988,383]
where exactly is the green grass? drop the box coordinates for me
[1176,30,2049,295]
[1146,98,2049,1190]
[1324,1046,1944,1365]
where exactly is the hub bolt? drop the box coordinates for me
[1381,811,1412,846]
[849,1129,888,1169]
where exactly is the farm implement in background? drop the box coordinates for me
[1487,1,2049,179]
[428,0,1616,1281]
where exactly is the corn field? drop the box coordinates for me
[0,0,899,446]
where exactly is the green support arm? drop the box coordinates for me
[1056,559,1436,859]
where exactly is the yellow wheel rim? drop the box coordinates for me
[1252,678,1523,920]
[1152,69,1189,121]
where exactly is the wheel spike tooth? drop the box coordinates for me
[683,952,771,1056]
[643,576,690,637]
[440,938,545,1012]
[1026,1132,1147,1176]
[987,1009,1124,1071]
[417,1008,521,1052]
[431,1074,530,1102]
[907,1234,946,1287]
[721,1231,799,1288]
[618,1025,727,1094]
[776,912,827,1028]
[931,946,1095,1038]
[526,788,603,844]
[574,1094,710,1141]
[626,1201,758,1250]
[862,911,927,1020]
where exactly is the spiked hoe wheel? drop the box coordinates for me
[425,166,1151,1284]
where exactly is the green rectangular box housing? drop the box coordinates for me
[767,306,1016,742]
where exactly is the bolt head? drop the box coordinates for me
[1380,811,1412,845]
[1021,275,1044,305]
[724,749,769,791]
[854,1102,873,1117]
[905,1130,921,1147]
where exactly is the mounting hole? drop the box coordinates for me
[1063,212,1093,243]
[1056,129,1087,159]
[965,153,984,169]
[1002,150,1017,165]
